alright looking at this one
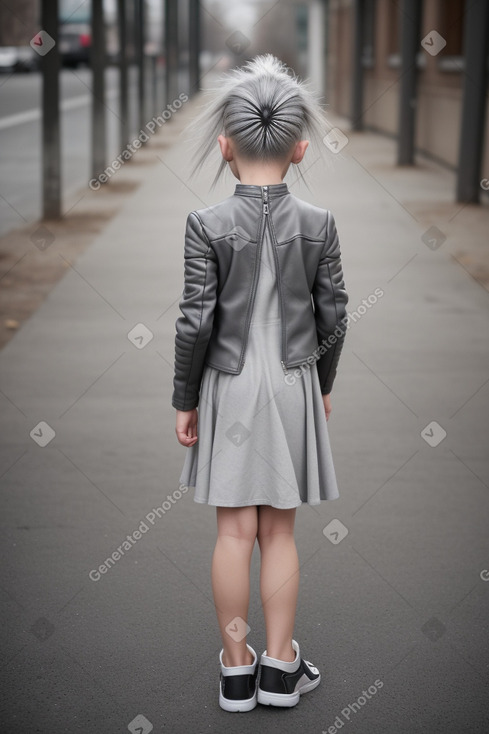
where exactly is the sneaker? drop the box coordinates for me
[218,644,259,712]
[257,639,321,707]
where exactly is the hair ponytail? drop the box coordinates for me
[183,54,331,189]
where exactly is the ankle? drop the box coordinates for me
[222,648,254,667]
[266,642,296,663]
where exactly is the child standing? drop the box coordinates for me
[172,55,348,712]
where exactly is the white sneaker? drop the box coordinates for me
[257,639,321,707]
[218,644,259,712]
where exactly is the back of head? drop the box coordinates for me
[185,54,330,189]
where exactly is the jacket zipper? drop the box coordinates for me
[238,185,289,376]
[238,185,269,370]
[268,196,289,376]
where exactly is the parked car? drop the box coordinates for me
[59,23,91,67]
[0,46,39,73]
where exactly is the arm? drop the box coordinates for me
[311,211,349,397]
[171,211,218,413]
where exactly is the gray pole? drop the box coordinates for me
[397,0,422,165]
[118,0,129,149]
[41,0,61,219]
[456,0,489,203]
[151,54,157,117]
[135,0,146,131]
[188,0,200,95]
[91,0,107,180]
[165,0,178,105]
[351,0,364,131]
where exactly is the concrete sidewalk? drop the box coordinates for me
[1,88,489,734]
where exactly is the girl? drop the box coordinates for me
[171,54,348,712]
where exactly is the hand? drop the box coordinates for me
[322,393,332,421]
[175,408,198,446]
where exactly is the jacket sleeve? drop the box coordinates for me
[311,211,349,395]
[171,211,218,411]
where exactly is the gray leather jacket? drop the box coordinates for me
[172,182,348,411]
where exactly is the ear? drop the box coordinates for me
[217,134,234,162]
[290,139,309,164]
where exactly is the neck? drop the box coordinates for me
[235,160,289,186]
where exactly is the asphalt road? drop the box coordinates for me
[0,64,167,237]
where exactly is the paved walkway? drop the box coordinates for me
[1,87,489,734]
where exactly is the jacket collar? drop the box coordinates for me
[234,182,289,198]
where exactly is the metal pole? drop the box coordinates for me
[351,0,364,131]
[41,0,61,219]
[135,0,145,131]
[151,54,157,116]
[91,0,106,180]
[188,0,200,95]
[165,0,178,105]
[118,0,129,150]
[397,0,422,165]
[456,0,489,203]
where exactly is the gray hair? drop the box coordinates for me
[184,54,330,189]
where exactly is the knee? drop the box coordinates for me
[257,508,296,546]
[216,507,258,547]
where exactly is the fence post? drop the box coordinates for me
[456,0,489,203]
[188,0,200,95]
[91,0,107,180]
[397,0,422,165]
[117,0,129,150]
[135,0,146,132]
[351,0,364,131]
[41,0,61,219]
[165,0,178,105]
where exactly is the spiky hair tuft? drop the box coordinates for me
[183,54,330,189]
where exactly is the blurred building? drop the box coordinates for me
[326,0,489,175]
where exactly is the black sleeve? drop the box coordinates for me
[171,212,218,410]
[311,211,349,394]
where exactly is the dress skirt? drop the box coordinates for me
[178,224,340,509]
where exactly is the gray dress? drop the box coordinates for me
[178,223,340,508]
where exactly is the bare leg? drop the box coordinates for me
[211,505,258,667]
[257,505,299,662]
